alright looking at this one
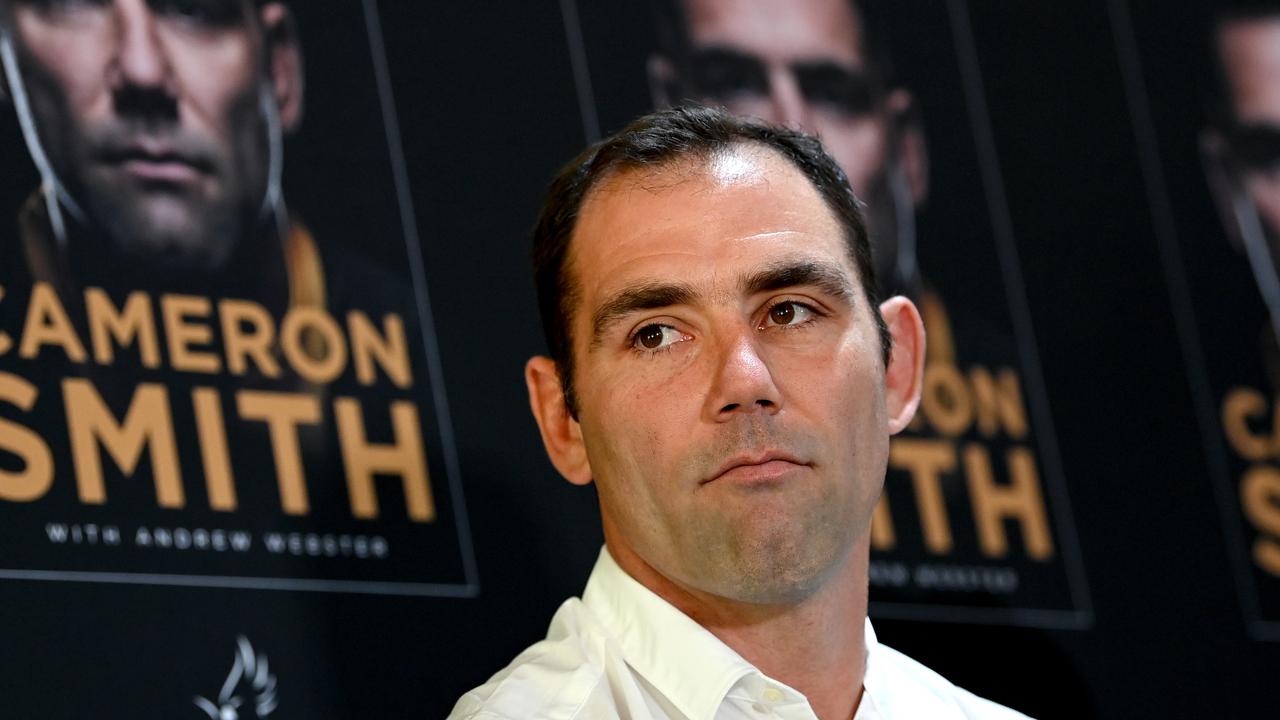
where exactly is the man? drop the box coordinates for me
[647,0,927,301]
[1202,0,1280,385]
[450,107,1029,718]
[0,0,317,323]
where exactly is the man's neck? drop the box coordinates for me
[608,535,871,720]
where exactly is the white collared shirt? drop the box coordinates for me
[449,548,1032,720]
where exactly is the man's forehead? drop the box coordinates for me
[1220,17,1280,123]
[574,146,833,252]
[681,0,866,67]
[568,148,854,305]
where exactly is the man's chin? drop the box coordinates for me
[95,205,240,274]
[690,535,847,606]
[706,566,830,606]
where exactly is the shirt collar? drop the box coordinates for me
[581,546,761,720]
[859,619,884,717]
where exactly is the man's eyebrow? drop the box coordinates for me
[791,59,866,78]
[740,261,857,303]
[589,282,698,349]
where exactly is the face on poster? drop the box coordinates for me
[571,0,1090,625]
[1124,0,1280,637]
[0,0,473,595]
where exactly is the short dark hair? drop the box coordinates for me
[532,105,891,417]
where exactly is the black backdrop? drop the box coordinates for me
[0,1,1277,718]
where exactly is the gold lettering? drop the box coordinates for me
[0,286,12,356]
[965,444,1054,559]
[0,372,53,502]
[335,397,434,521]
[193,388,236,511]
[348,311,412,388]
[161,294,220,374]
[1241,465,1280,576]
[1222,388,1275,461]
[920,363,972,437]
[19,282,86,362]
[281,307,347,384]
[969,367,1029,440]
[220,299,281,378]
[237,391,319,515]
[86,288,160,368]
[888,438,955,553]
[64,379,183,507]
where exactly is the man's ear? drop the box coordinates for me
[647,54,677,109]
[525,356,593,485]
[879,296,925,434]
[885,88,928,207]
[260,3,304,132]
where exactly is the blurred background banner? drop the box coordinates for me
[1115,0,1280,640]
[0,0,1275,718]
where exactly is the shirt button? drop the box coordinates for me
[762,687,785,703]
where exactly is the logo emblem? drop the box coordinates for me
[194,636,277,719]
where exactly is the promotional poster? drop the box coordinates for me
[1117,0,1280,639]
[572,0,1090,627]
[0,0,475,595]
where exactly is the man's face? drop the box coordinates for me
[1219,18,1280,242]
[5,0,276,271]
[566,147,892,604]
[671,0,900,288]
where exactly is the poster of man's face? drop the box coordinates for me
[570,0,1091,626]
[646,0,926,297]
[1,0,300,273]
[1204,7,1280,351]
[0,0,473,597]
[1119,0,1280,638]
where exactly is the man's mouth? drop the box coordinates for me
[100,145,212,184]
[703,451,809,486]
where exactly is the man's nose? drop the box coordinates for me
[109,1,172,92]
[704,330,784,421]
[767,67,812,131]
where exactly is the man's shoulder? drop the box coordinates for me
[870,642,1033,720]
[447,599,617,720]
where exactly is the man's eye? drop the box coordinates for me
[1226,122,1280,174]
[797,65,876,117]
[632,324,688,352]
[762,301,814,328]
[689,50,769,101]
